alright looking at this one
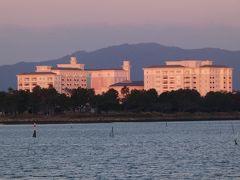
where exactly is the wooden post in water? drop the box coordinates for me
[32,122,36,138]
[231,123,238,145]
[110,126,114,137]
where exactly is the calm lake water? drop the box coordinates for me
[1,121,240,179]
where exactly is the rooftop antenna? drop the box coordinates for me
[32,122,37,138]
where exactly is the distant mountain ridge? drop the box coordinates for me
[1,43,240,91]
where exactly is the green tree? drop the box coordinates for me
[70,88,95,112]
[93,89,120,112]
[158,89,202,113]
[30,85,62,115]
[0,91,7,115]
[30,86,43,114]
[15,90,31,114]
[204,91,234,112]
[123,89,158,112]
[41,85,60,115]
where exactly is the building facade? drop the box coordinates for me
[143,60,232,96]
[17,72,61,92]
[87,60,131,94]
[17,57,131,95]
[17,57,88,94]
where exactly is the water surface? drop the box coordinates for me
[0,121,240,179]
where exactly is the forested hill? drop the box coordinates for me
[1,43,240,91]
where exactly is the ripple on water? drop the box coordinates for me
[0,121,240,179]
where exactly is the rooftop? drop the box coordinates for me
[52,67,83,70]
[86,68,123,71]
[110,80,144,87]
[144,65,184,68]
[166,59,212,62]
[144,64,231,69]
[18,72,56,75]
[200,65,230,68]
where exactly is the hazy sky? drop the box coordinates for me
[0,0,240,65]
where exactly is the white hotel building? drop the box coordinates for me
[143,60,232,96]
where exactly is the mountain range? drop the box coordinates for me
[0,43,240,91]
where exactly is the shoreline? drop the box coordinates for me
[1,112,240,124]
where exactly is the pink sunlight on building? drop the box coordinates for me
[17,57,131,95]
[143,60,232,96]
[87,61,131,94]
[17,58,232,97]
[17,57,87,94]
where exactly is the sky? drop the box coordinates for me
[0,0,240,65]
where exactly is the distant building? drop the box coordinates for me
[143,60,232,96]
[87,60,131,94]
[17,72,62,92]
[109,80,144,98]
[17,57,131,95]
[17,57,87,94]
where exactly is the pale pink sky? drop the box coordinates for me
[1,0,240,28]
[0,0,240,64]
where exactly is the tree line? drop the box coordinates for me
[0,85,240,116]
